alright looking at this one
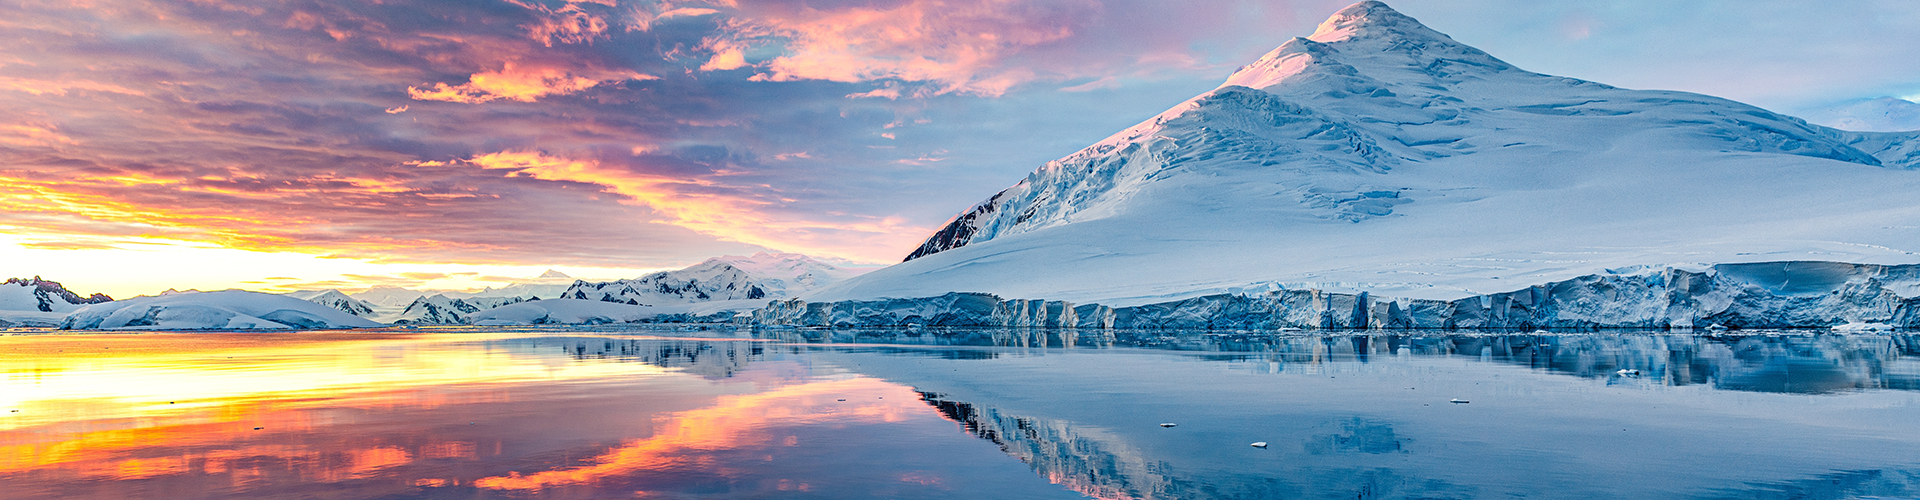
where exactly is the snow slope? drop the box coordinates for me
[704,252,873,294]
[284,289,376,317]
[1801,97,1920,133]
[564,262,770,305]
[391,294,526,325]
[816,1,1920,308]
[0,277,111,313]
[62,290,382,330]
[564,253,866,306]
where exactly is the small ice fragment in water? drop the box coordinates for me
[1449,399,1469,404]
[1617,369,1640,377]
[253,427,263,430]
[1159,423,1177,428]
[1251,442,1269,448]
[837,399,846,402]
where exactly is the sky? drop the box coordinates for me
[3,0,1919,298]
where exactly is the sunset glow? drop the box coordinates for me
[3,0,1917,295]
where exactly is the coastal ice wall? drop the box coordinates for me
[753,261,1920,330]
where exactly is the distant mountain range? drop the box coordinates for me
[276,252,872,325]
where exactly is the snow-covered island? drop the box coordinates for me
[757,1,1920,330]
[21,2,1920,332]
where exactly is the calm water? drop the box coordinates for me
[3,327,1920,499]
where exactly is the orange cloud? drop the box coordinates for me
[463,150,925,263]
[409,63,653,103]
[0,76,145,97]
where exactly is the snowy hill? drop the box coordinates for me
[563,253,867,306]
[61,290,381,330]
[284,289,376,317]
[1801,97,1920,133]
[813,1,1920,312]
[1,277,112,327]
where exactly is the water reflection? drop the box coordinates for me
[10,329,1920,499]
[846,335,1920,499]
[0,332,1081,499]
[768,328,1920,395]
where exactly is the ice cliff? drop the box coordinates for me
[755,261,1920,330]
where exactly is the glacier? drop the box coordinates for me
[60,290,381,330]
[791,1,1920,329]
[756,261,1920,330]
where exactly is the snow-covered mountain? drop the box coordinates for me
[563,252,868,305]
[704,252,872,293]
[815,1,1920,311]
[0,276,111,327]
[284,289,376,317]
[349,285,426,308]
[1,276,111,312]
[62,290,380,330]
[564,262,772,305]
[391,294,527,325]
[448,269,577,301]
[1801,96,1920,132]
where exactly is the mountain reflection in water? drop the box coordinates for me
[4,329,1920,499]
[0,331,1082,499]
[771,328,1920,395]
[793,330,1920,500]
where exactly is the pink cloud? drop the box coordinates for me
[409,63,654,103]
[702,0,1100,96]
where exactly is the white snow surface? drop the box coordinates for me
[0,283,59,312]
[814,1,1920,307]
[0,278,103,313]
[1802,97,1920,133]
[284,289,376,317]
[62,290,383,330]
[702,252,873,293]
[0,311,68,327]
[564,252,867,306]
[465,299,761,326]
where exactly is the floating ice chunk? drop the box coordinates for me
[1449,399,1469,404]
[1159,423,1178,428]
[1250,442,1269,448]
[1616,369,1641,377]
[1832,322,1894,332]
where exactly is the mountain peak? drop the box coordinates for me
[1308,1,1434,43]
[537,269,571,279]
